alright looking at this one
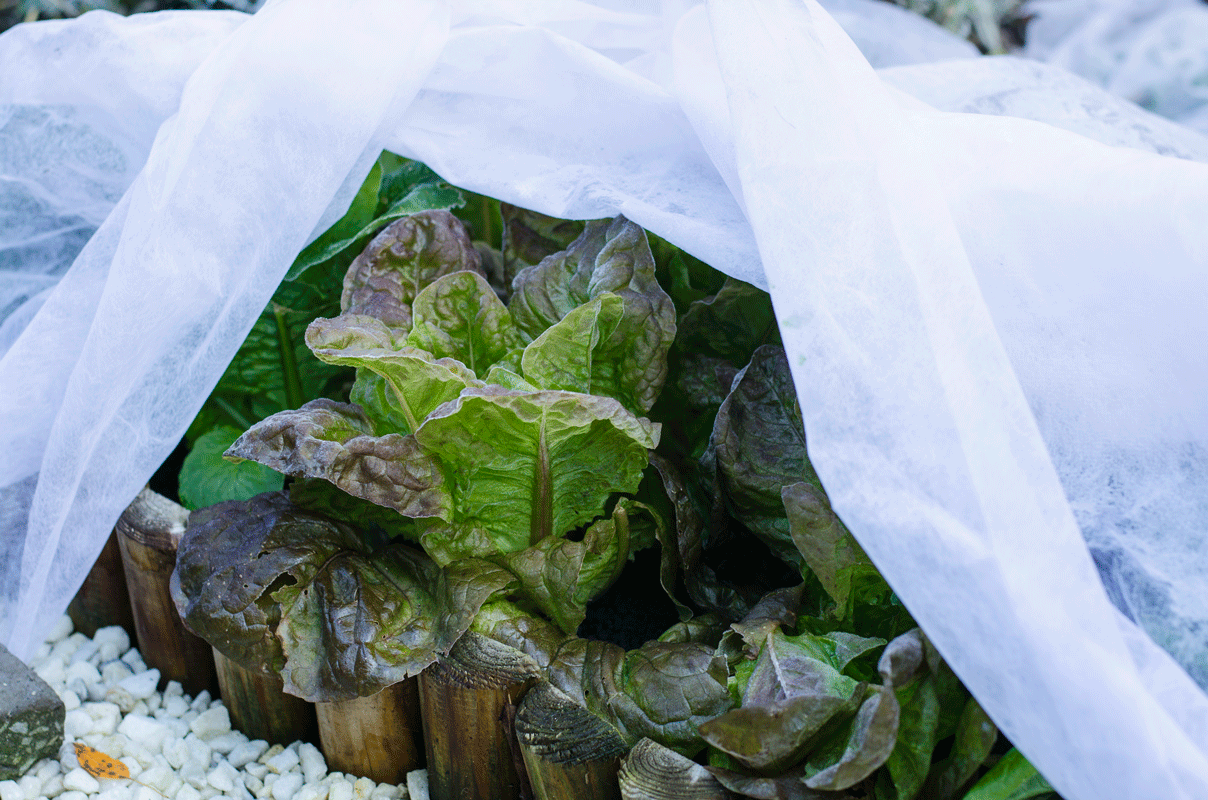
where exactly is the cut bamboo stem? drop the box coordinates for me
[213,648,317,746]
[515,681,626,800]
[68,530,135,639]
[418,631,541,800]
[619,739,732,800]
[316,678,423,784]
[116,487,217,696]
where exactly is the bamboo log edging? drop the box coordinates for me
[68,530,135,639]
[316,678,423,784]
[515,681,626,800]
[115,486,218,696]
[213,648,318,746]
[418,631,542,800]
[619,739,732,800]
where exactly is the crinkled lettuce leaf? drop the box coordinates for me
[405,270,524,375]
[413,386,659,562]
[710,344,816,567]
[306,314,482,434]
[500,202,587,290]
[341,210,484,328]
[546,637,733,757]
[225,398,450,520]
[782,481,881,612]
[509,216,676,414]
[171,492,515,702]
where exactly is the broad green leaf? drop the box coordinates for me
[509,216,676,413]
[341,210,483,328]
[547,638,733,756]
[485,502,633,634]
[172,493,515,700]
[706,763,838,800]
[469,599,570,668]
[711,345,816,567]
[307,315,482,434]
[285,154,464,282]
[727,585,805,656]
[520,293,624,395]
[879,675,944,800]
[288,478,418,543]
[413,387,659,562]
[923,698,998,800]
[961,749,1054,800]
[501,203,587,289]
[782,481,881,611]
[179,426,284,511]
[405,270,524,376]
[226,399,451,519]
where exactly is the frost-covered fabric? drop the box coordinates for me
[1024,0,1208,134]
[3,2,1208,799]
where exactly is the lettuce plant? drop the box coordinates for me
[174,208,676,700]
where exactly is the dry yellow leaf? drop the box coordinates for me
[72,742,165,797]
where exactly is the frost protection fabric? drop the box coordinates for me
[2,2,1208,799]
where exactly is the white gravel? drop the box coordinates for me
[14,617,429,800]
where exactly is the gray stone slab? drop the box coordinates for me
[0,644,64,780]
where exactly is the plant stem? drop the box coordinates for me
[273,303,305,411]
[214,396,254,432]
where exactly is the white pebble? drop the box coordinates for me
[145,692,161,713]
[64,661,101,688]
[264,748,299,775]
[60,688,81,711]
[117,714,173,752]
[163,696,190,718]
[352,776,375,800]
[206,761,239,793]
[59,792,89,800]
[93,626,131,662]
[176,785,202,800]
[369,784,400,800]
[120,647,145,667]
[51,634,86,663]
[205,731,245,755]
[227,740,268,769]
[188,707,230,741]
[405,770,428,800]
[47,614,74,643]
[164,681,184,699]
[35,659,66,687]
[140,765,177,794]
[84,701,123,735]
[297,783,330,800]
[42,774,64,797]
[69,638,100,666]
[0,780,24,800]
[181,734,212,771]
[243,774,264,795]
[67,678,90,702]
[257,745,284,765]
[64,707,93,737]
[101,661,135,688]
[244,762,269,779]
[271,774,303,800]
[34,760,58,782]
[327,777,353,800]
[180,760,208,790]
[108,669,158,710]
[162,737,190,770]
[298,743,327,784]
[62,768,100,794]
[189,692,211,714]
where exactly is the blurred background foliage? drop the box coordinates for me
[1,0,1026,50]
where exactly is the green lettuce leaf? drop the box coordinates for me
[178,425,284,511]
[961,749,1054,800]
[405,270,525,376]
[341,210,483,328]
[509,216,676,414]
[413,386,659,562]
[225,399,450,519]
[923,697,998,800]
[676,277,779,365]
[782,481,880,612]
[171,492,515,701]
[306,314,482,434]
